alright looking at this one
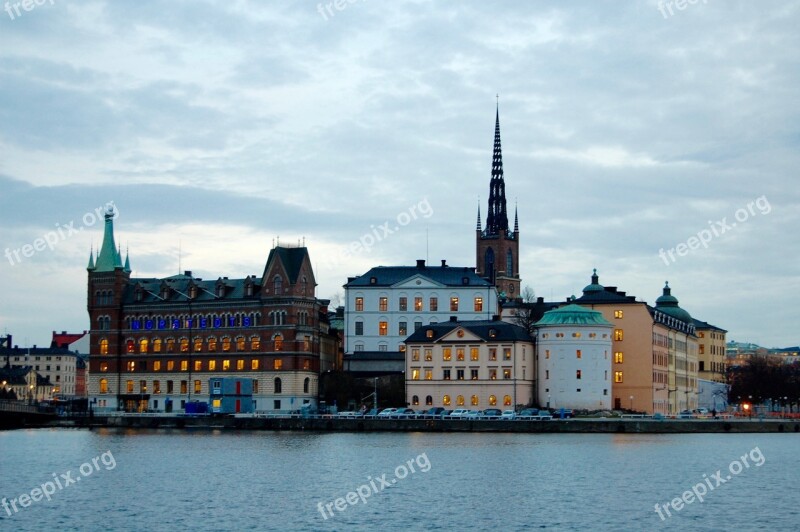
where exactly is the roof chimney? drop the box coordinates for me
[449,316,458,322]
[416,259,426,268]
[184,270,192,277]
[441,259,447,267]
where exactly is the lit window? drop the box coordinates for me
[274,359,283,370]
[180,339,189,352]
[126,380,134,393]
[489,395,497,406]
[412,395,419,405]
[457,348,465,361]
[424,369,432,380]
[443,348,452,361]
[222,337,231,352]
[127,361,136,372]
[615,352,623,364]
[412,368,420,380]
[153,339,162,353]
[355,297,364,311]
[614,310,623,319]
[426,329,434,338]
[470,347,479,361]
[576,350,582,359]
[126,340,135,353]
[504,395,512,406]
[614,371,623,383]
[471,395,479,406]
[194,360,201,371]
[412,349,420,361]
[415,297,423,311]
[424,349,432,361]
[100,363,108,373]
[399,322,407,336]
[181,360,188,371]
[572,332,581,338]
[250,337,260,351]
[223,360,230,371]
[614,329,623,341]
[236,337,245,351]
[450,297,459,311]
[274,335,283,351]
[399,297,407,311]
[194,380,201,394]
[194,338,203,352]
[443,395,451,406]
[208,360,216,371]
[237,359,245,370]
[503,348,511,360]
[489,348,497,361]
[379,297,388,311]
[167,361,175,371]
[456,395,465,406]
[503,369,511,379]
[139,339,148,353]
[100,339,108,355]
[474,297,483,312]
[379,322,388,336]
[489,369,497,380]
[577,370,582,380]
[471,369,478,380]
[251,359,259,370]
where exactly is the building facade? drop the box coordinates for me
[693,319,727,383]
[405,318,534,409]
[534,304,613,411]
[87,209,337,413]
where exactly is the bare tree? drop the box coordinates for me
[512,286,537,336]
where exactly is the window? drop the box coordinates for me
[379,297,388,311]
[274,377,282,394]
[251,359,259,370]
[194,338,203,352]
[180,360,188,371]
[576,370,582,380]
[100,362,108,372]
[424,369,432,380]
[236,337,246,351]
[429,297,437,311]
[100,339,109,355]
[414,321,422,331]
[471,395,479,406]
[223,360,230,371]
[424,349,432,361]
[503,348,511,360]
[450,297,459,311]
[355,297,364,311]
[471,369,479,380]
[378,322,388,336]
[411,348,420,361]
[614,371,623,383]
[274,359,283,370]
[614,329,623,341]
[456,369,465,380]
[194,360,201,371]
[470,347,479,361]
[456,395,465,406]
[139,339,148,353]
[425,395,433,406]
[474,297,483,312]
[127,361,136,372]
[207,338,217,352]
[412,395,419,405]
[222,337,231,352]
[489,369,497,380]
[504,395,512,406]
[411,368,420,380]
[167,381,174,394]
[126,380,134,393]
[576,350,582,359]
[180,338,189,352]
[274,334,283,351]
[489,348,497,361]
[456,348,465,361]
[194,380,201,394]
[546,370,549,379]
[304,377,310,394]
[503,369,511,379]
[273,275,282,294]
[443,348,452,361]
[399,321,407,336]
[443,395,451,406]
[399,297,407,311]
[152,339,162,353]
[443,369,451,380]
[99,378,108,393]
[489,395,497,406]
[237,359,245,370]
[252,380,259,393]
[126,340,135,353]
[250,337,260,351]
[615,352,623,364]
[426,329,434,338]
[208,360,216,371]
[614,310,623,319]
[180,381,188,394]
[167,361,175,371]
[415,297,423,311]
[355,321,364,336]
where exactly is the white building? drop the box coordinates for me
[405,318,535,409]
[535,304,613,411]
[343,260,499,362]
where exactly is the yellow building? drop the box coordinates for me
[693,319,727,383]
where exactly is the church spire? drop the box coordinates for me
[87,249,95,271]
[476,201,482,231]
[485,98,508,235]
[94,208,122,272]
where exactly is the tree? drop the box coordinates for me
[511,286,537,336]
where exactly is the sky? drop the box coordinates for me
[0,0,798,349]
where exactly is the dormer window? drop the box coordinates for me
[273,275,282,294]
[189,286,197,299]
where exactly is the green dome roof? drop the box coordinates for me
[582,268,604,294]
[535,304,612,326]
[655,282,693,324]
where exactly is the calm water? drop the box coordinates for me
[0,428,797,531]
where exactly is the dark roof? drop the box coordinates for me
[0,365,34,385]
[266,247,309,284]
[124,274,258,305]
[405,319,532,344]
[344,351,406,361]
[502,298,560,322]
[692,318,727,332]
[574,286,640,305]
[0,346,78,357]
[345,263,490,288]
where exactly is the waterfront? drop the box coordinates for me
[0,430,797,531]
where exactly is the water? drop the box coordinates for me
[0,428,797,531]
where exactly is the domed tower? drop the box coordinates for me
[655,282,693,325]
[476,102,520,299]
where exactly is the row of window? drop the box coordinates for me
[410,367,519,380]
[98,376,310,395]
[99,333,312,355]
[354,296,484,313]
[409,347,513,362]
[99,357,311,373]
[409,394,514,407]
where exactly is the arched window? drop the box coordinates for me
[194,338,203,352]
[303,377,310,394]
[471,395,479,406]
[412,395,419,405]
[126,339,135,353]
[139,339,148,354]
[456,395,465,406]
[222,337,231,352]
[425,395,433,406]
[99,378,108,394]
[153,339,162,353]
[484,248,495,282]
[274,377,282,394]
[489,395,497,406]
[236,336,246,351]
[180,338,189,353]
[273,275,282,294]
[99,339,108,355]
[443,395,451,406]
[301,276,307,295]
[506,249,513,276]
[273,334,283,351]
[504,395,512,406]
[250,336,260,351]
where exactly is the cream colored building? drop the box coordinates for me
[405,318,534,409]
[693,319,727,383]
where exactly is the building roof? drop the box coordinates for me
[93,208,123,272]
[51,331,88,349]
[692,318,727,333]
[534,304,612,327]
[345,262,491,288]
[344,351,406,361]
[265,247,309,284]
[654,282,693,324]
[405,318,532,343]
[124,273,260,305]
[573,270,640,304]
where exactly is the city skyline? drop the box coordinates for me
[0,1,798,347]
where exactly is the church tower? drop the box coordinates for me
[476,103,520,299]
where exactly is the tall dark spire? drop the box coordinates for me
[476,201,482,231]
[485,99,509,235]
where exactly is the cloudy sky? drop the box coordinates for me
[0,0,798,348]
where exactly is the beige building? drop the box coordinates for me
[693,320,727,383]
[574,271,698,414]
[405,318,534,410]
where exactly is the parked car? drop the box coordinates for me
[501,410,516,420]
[464,410,482,418]
[448,409,471,418]
[518,408,539,419]
[481,408,502,419]
[424,407,446,418]
[553,409,574,419]
[395,408,417,417]
[536,409,553,420]
[678,410,694,419]
[377,408,398,417]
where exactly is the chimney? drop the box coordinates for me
[416,259,426,268]
[184,270,192,277]
[537,297,544,303]
[441,259,447,267]
[449,316,458,322]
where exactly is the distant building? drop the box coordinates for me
[86,209,337,413]
[405,317,534,409]
[693,320,727,383]
[534,304,613,411]
[1,339,74,400]
[343,260,498,376]
[51,330,89,398]
[697,379,728,412]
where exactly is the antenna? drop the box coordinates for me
[426,228,429,264]
[178,240,182,275]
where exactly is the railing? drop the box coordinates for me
[0,400,45,414]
